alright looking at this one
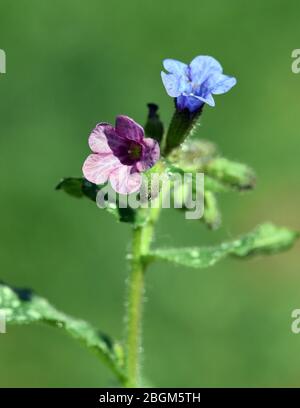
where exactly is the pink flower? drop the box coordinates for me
[82,116,160,194]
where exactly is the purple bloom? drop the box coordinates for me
[82,116,160,194]
[161,55,237,112]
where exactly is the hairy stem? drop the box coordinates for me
[163,106,203,156]
[124,205,161,387]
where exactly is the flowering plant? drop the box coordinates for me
[0,55,298,388]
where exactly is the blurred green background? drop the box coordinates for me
[0,0,299,387]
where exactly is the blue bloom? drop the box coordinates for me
[161,56,237,112]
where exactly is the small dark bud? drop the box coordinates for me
[144,103,164,144]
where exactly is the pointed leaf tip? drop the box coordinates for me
[144,223,299,269]
[0,283,125,381]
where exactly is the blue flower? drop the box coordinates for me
[161,56,237,112]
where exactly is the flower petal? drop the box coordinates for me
[82,153,120,185]
[163,59,188,76]
[161,72,182,97]
[193,93,215,107]
[109,165,142,194]
[176,94,204,112]
[115,115,144,142]
[88,123,115,154]
[212,74,237,95]
[89,122,132,163]
[136,138,160,172]
[189,55,223,84]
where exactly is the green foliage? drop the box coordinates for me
[0,283,125,382]
[168,140,256,192]
[56,177,144,226]
[144,224,299,269]
[168,139,217,171]
[166,139,256,231]
[164,109,203,155]
[52,83,298,388]
[56,177,99,200]
[204,176,232,193]
[203,190,221,230]
[205,157,256,191]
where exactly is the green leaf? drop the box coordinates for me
[165,162,245,194]
[167,167,222,230]
[56,177,99,201]
[56,177,141,225]
[168,139,218,172]
[0,283,125,382]
[144,223,299,269]
[55,177,84,198]
[167,141,255,192]
[117,207,137,223]
[203,190,221,230]
[205,157,256,191]
[81,179,101,201]
[204,175,231,193]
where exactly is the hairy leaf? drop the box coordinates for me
[204,176,231,193]
[203,191,221,230]
[56,177,142,225]
[167,141,256,192]
[166,163,243,194]
[56,177,99,200]
[0,283,125,381]
[144,224,299,268]
[205,157,256,191]
[168,139,218,171]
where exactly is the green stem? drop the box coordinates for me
[164,107,202,156]
[124,206,161,387]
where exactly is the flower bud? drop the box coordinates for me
[144,103,164,144]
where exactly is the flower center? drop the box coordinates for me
[127,142,142,160]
